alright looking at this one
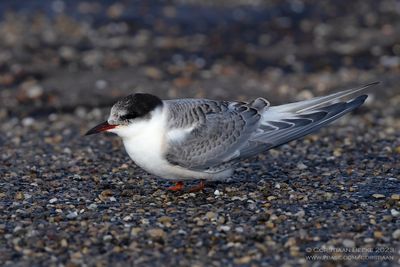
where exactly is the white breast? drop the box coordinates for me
[117,107,171,177]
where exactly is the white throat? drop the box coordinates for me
[110,107,170,177]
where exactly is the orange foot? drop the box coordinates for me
[188,180,205,193]
[167,181,184,191]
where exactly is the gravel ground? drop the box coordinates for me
[1,1,400,266]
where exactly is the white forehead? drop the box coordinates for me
[108,104,128,125]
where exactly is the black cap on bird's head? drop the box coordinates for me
[85,93,163,136]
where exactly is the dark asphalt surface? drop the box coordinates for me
[0,1,399,266]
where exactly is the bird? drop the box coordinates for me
[85,82,378,192]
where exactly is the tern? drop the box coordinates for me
[85,82,378,192]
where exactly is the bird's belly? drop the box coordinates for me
[122,137,172,178]
[122,137,233,180]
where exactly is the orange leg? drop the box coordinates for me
[167,181,184,191]
[188,180,205,193]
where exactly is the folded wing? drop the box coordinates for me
[164,82,377,172]
[165,99,263,172]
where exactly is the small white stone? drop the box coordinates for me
[27,85,43,98]
[214,190,221,196]
[88,203,97,210]
[297,162,308,170]
[231,196,246,201]
[178,229,187,235]
[22,117,35,127]
[141,218,149,225]
[109,197,117,202]
[342,239,355,247]
[49,198,58,204]
[235,227,244,233]
[66,211,78,219]
[364,238,374,243]
[220,225,231,232]
[13,226,23,233]
[392,229,400,239]
[295,209,305,218]
[103,235,112,241]
[275,183,281,189]
[48,113,58,121]
[123,215,132,221]
[391,209,400,217]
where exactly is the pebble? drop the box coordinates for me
[235,227,244,233]
[333,148,342,157]
[294,209,305,218]
[342,239,355,247]
[205,212,216,220]
[14,192,24,201]
[391,194,400,200]
[290,246,300,257]
[364,238,374,243]
[372,194,385,199]
[123,215,132,221]
[98,189,114,201]
[235,256,252,264]
[296,162,308,170]
[21,117,35,127]
[214,190,222,196]
[231,196,246,201]
[49,198,58,204]
[103,235,113,242]
[13,226,23,233]
[158,216,173,226]
[147,228,166,239]
[130,228,141,236]
[60,239,68,247]
[324,192,333,200]
[390,209,400,217]
[374,231,383,239]
[178,229,187,235]
[141,218,150,225]
[219,225,231,232]
[392,229,400,239]
[66,211,78,219]
[145,67,163,80]
[26,85,43,98]
[88,203,97,210]
[266,222,275,228]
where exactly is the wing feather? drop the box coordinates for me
[162,83,376,172]
[165,99,261,172]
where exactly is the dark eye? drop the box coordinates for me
[121,113,136,120]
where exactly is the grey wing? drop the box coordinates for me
[164,83,373,172]
[165,99,264,172]
[237,94,369,158]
